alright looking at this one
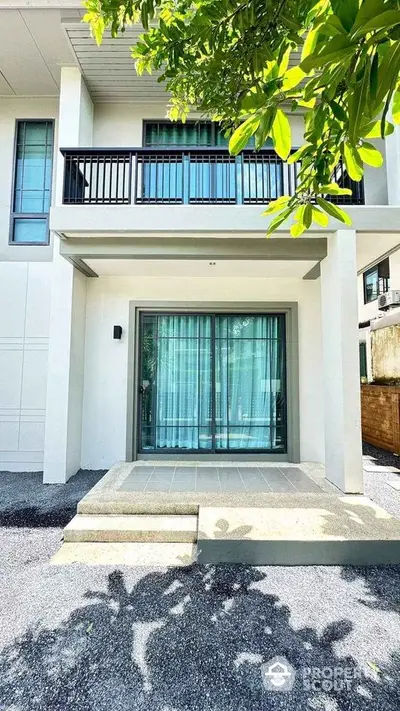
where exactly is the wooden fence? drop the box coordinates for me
[361,385,400,454]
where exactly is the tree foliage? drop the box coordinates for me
[84,0,400,234]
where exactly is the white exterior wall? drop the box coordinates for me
[0,98,57,471]
[0,261,51,470]
[80,276,324,470]
[0,98,58,262]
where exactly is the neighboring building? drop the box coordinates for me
[358,247,400,383]
[2,2,400,495]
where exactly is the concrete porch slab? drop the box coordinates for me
[78,461,338,515]
[197,497,400,565]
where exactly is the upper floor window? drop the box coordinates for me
[143,120,229,147]
[363,257,390,303]
[10,120,54,245]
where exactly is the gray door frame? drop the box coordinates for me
[126,301,300,462]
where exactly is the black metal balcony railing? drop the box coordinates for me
[61,147,365,206]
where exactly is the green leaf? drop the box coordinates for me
[352,10,400,38]
[266,207,293,235]
[287,144,311,164]
[393,89,400,124]
[301,27,319,62]
[353,0,389,31]
[316,197,352,225]
[290,221,306,237]
[375,43,400,107]
[331,0,358,32]
[271,109,291,160]
[261,196,290,216]
[300,36,354,73]
[330,100,347,122]
[281,66,306,91]
[303,203,312,229]
[312,206,329,227]
[320,183,352,195]
[229,115,260,155]
[363,120,394,138]
[255,109,276,149]
[343,143,364,181]
[358,142,384,167]
[348,58,371,143]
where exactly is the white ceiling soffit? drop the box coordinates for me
[63,19,169,103]
[83,258,318,278]
[0,8,76,95]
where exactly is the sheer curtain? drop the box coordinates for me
[215,315,283,450]
[155,315,211,449]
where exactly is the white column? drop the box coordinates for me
[43,68,93,484]
[320,230,363,493]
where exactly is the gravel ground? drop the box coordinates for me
[363,443,400,520]
[0,456,400,710]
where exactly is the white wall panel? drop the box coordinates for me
[0,261,51,470]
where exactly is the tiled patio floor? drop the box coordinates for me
[119,465,323,494]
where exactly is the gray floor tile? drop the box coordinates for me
[217,467,240,475]
[144,480,171,492]
[292,479,322,493]
[131,466,154,475]
[119,481,147,492]
[258,467,285,478]
[124,473,151,483]
[150,472,175,482]
[169,480,197,492]
[173,469,197,481]
[173,466,197,477]
[152,466,176,475]
[220,480,246,492]
[196,481,221,492]
[238,467,263,476]
[196,467,217,475]
[268,480,297,492]
[244,480,271,492]
[197,473,219,482]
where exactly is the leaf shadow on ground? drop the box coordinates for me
[0,564,399,711]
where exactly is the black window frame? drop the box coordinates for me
[9,118,55,246]
[363,257,390,304]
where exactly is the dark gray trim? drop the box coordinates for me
[303,263,321,280]
[9,118,55,246]
[60,237,327,262]
[126,301,300,464]
[67,256,98,278]
[138,453,289,462]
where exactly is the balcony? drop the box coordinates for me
[60,147,365,207]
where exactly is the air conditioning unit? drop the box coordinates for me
[378,290,400,310]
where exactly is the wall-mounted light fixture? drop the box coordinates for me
[113,325,122,340]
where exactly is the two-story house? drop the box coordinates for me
[2,1,400,496]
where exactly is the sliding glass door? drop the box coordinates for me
[138,313,286,453]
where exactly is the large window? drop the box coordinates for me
[139,313,287,453]
[141,120,280,204]
[363,258,390,304]
[10,120,54,245]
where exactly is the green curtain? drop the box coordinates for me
[215,315,284,450]
[155,315,212,449]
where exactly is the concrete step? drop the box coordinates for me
[51,542,196,567]
[64,514,198,543]
[197,496,400,565]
